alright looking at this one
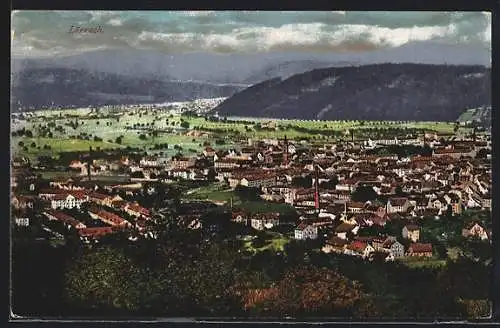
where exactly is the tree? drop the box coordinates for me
[262,266,363,316]
[395,186,405,196]
[180,121,190,129]
[351,186,378,202]
[207,168,217,182]
[139,134,147,140]
[234,185,261,201]
[64,246,150,313]
[320,176,339,189]
[115,136,123,144]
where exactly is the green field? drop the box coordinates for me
[244,234,290,253]
[11,108,471,160]
[184,184,239,202]
[399,257,447,269]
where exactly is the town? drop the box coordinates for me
[11,105,492,318]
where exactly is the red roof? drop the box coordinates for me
[127,204,150,216]
[96,210,128,226]
[347,240,368,252]
[89,192,110,200]
[408,243,433,253]
[44,210,84,228]
[52,191,87,201]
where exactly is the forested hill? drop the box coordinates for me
[10,68,245,111]
[213,64,491,122]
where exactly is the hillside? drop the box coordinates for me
[10,68,245,111]
[213,63,491,122]
[457,106,491,128]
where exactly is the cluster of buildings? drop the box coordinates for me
[11,131,491,256]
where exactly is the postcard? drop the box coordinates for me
[10,10,492,321]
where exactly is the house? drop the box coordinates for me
[89,192,113,206]
[335,179,356,192]
[240,174,277,188]
[78,227,118,242]
[322,236,348,254]
[203,147,216,157]
[387,197,410,213]
[169,168,197,180]
[69,160,86,170]
[43,210,87,230]
[51,192,88,210]
[334,223,359,240]
[347,201,365,213]
[135,219,148,233]
[368,251,395,262]
[406,243,433,257]
[231,211,249,224]
[170,156,195,169]
[380,239,405,258]
[176,215,203,230]
[294,223,318,240]
[14,217,30,227]
[140,156,161,167]
[351,213,382,227]
[462,222,489,241]
[481,193,492,210]
[344,240,375,258]
[402,224,420,242]
[250,213,280,230]
[443,193,463,215]
[89,209,132,228]
[215,158,241,170]
[124,203,151,219]
[11,195,35,210]
[429,197,447,211]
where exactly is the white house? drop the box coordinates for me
[381,239,405,258]
[14,217,30,227]
[462,222,489,241]
[386,197,410,213]
[294,223,318,240]
[250,213,280,230]
[51,192,88,210]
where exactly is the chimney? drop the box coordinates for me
[314,165,320,213]
[283,135,289,167]
[87,146,92,181]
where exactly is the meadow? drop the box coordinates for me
[11,107,469,160]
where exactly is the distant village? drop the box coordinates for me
[11,129,492,262]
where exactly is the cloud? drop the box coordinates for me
[107,18,123,26]
[10,11,491,57]
[182,11,216,17]
[134,22,468,53]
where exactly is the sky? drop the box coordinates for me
[11,11,491,58]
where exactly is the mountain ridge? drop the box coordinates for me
[213,63,491,122]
